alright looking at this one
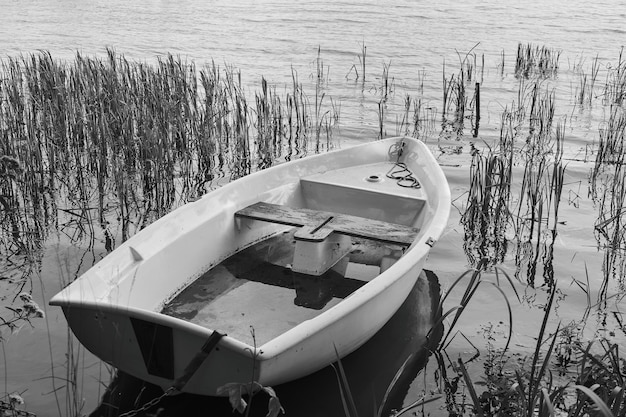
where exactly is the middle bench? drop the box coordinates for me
[235,202,420,275]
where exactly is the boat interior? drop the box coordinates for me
[161,161,429,346]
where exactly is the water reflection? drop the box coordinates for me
[90,270,442,417]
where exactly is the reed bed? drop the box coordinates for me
[440,48,482,139]
[512,85,565,287]
[515,43,561,79]
[397,93,438,140]
[0,50,339,253]
[461,129,513,268]
[461,80,565,287]
[589,104,626,297]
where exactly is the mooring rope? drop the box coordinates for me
[118,331,225,417]
[387,141,421,189]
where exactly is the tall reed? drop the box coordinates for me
[515,43,561,79]
[440,47,482,140]
[511,84,565,286]
[461,134,513,268]
[589,105,626,299]
[575,54,600,106]
[602,47,626,106]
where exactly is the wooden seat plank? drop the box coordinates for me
[329,215,417,246]
[235,202,327,228]
[236,202,419,246]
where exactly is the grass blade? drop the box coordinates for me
[573,385,616,417]
[457,358,484,417]
[332,345,358,417]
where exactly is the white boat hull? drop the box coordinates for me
[50,137,451,396]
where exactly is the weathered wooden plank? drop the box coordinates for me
[235,202,327,227]
[235,202,419,246]
[330,214,418,246]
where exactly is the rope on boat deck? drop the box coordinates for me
[387,140,421,189]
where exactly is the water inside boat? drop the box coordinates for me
[161,228,404,345]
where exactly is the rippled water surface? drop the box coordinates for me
[1,0,626,415]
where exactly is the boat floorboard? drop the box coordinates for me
[161,229,399,346]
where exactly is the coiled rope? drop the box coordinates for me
[387,141,421,189]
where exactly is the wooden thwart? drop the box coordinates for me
[235,201,419,246]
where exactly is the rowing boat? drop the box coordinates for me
[49,136,450,396]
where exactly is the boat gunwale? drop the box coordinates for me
[50,298,254,352]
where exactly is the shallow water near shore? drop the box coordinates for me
[1,0,626,415]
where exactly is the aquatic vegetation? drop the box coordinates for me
[346,41,367,83]
[441,47,482,140]
[441,60,467,136]
[407,266,623,417]
[602,47,626,106]
[461,140,513,268]
[589,105,626,297]
[515,43,561,79]
[1,41,626,417]
[460,79,565,286]
[397,94,438,140]
[379,61,395,101]
[396,69,438,140]
[373,62,397,139]
[497,49,506,76]
[255,77,284,170]
[0,50,340,253]
[512,87,565,287]
[574,54,601,107]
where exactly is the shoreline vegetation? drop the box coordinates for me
[1,43,625,416]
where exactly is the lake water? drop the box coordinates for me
[1,0,626,415]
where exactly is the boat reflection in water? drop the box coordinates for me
[90,270,442,417]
